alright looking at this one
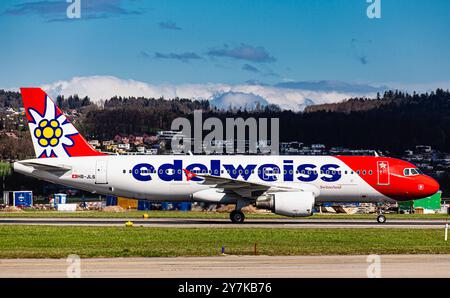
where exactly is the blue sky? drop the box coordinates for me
[0,0,449,94]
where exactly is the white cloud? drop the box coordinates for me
[39,75,381,111]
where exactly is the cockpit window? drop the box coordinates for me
[403,168,422,176]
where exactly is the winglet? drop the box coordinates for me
[183,169,197,181]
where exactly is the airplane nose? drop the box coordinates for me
[421,176,440,196]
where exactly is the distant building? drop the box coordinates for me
[88,140,100,147]
[102,140,114,146]
[404,150,414,156]
[144,135,158,144]
[416,145,432,153]
[311,144,326,149]
[157,130,184,142]
[4,132,18,139]
[117,143,130,151]
[146,148,158,155]
[134,136,144,145]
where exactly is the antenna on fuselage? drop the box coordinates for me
[188,150,194,156]
[373,151,379,157]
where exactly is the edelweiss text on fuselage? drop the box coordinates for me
[132,159,341,182]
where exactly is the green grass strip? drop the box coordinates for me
[0,226,449,258]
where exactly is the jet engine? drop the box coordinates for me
[255,191,315,217]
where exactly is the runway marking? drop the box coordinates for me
[0,217,447,228]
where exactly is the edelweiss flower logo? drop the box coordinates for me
[28,96,78,158]
[34,119,63,147]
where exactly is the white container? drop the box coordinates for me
[57,204,77,212]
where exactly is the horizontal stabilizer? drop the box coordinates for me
[18,161,72,172]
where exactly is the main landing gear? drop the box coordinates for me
[230,210,245,223]
[230,200,248,223]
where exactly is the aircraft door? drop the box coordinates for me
[95,160,108,184]
[377,161,390,186]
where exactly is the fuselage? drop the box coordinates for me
[14,155,440,204]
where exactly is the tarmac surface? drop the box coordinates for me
[1,255,449,278]
[0,217,448,228]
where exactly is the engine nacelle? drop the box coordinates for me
[255,191,315,217]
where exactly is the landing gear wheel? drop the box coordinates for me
[230,210,245,223]
[377,214,386,224]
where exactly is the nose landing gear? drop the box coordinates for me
[376,214,386,223]
[376,203,387,223]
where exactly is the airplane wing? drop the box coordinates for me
[190,170,319,200]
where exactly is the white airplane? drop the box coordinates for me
[14,88,440,223]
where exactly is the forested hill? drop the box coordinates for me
[0,90,21,109]
[304,89,450,113]
[279,89,450,153]
[1,89,450,153]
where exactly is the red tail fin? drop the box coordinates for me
[20,88,105,158]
